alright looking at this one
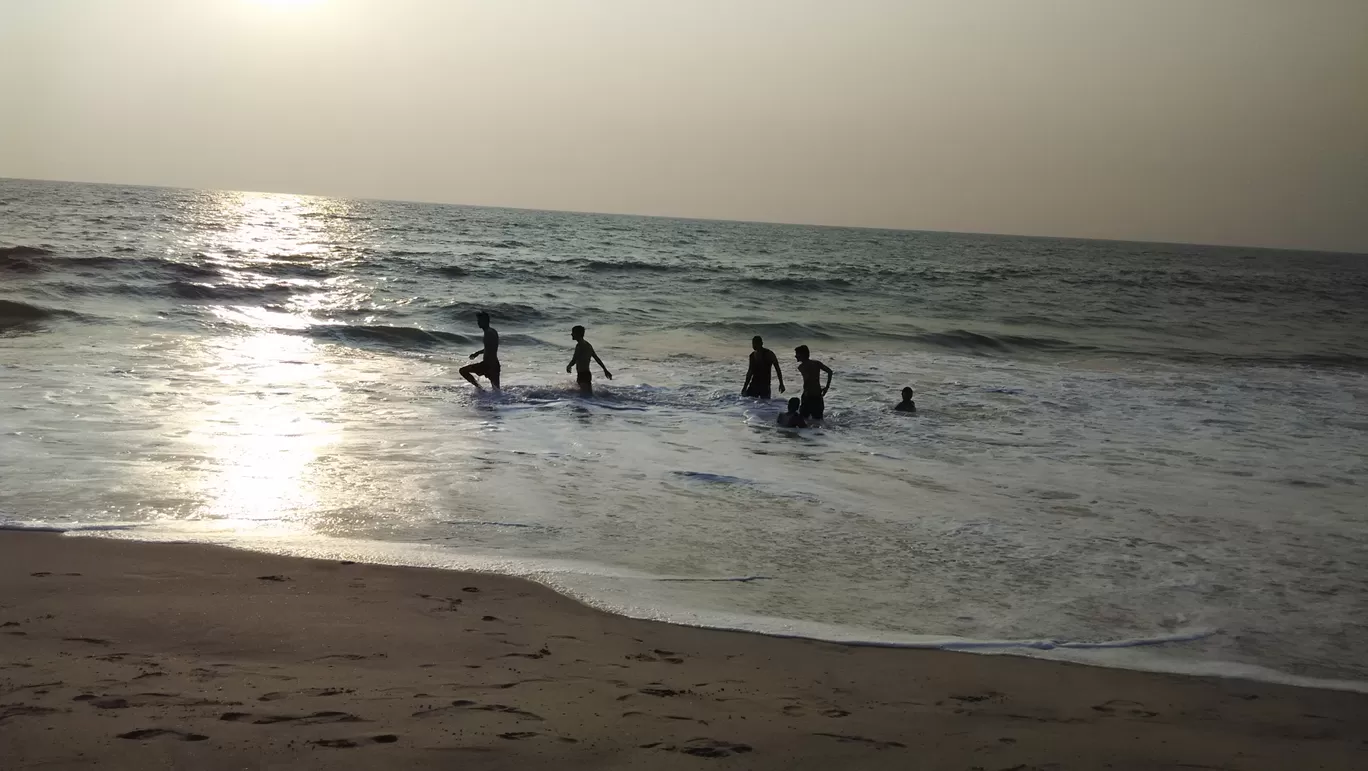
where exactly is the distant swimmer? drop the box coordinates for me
[895,386,917,413]
[459,311,500,390]
[567,325,612,396]
[776,397,808,428]
[742,335,785,399]
[794,345,833,420]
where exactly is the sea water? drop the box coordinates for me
[2,178,1366,689]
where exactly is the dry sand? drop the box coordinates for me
[1,531,1364,770]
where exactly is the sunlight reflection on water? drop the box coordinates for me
[191,331,340,526]
[178,192,369,530]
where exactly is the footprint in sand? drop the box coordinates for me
[220,710,363,725]
[1091,700,1159,718]
[822,709,851,718]
[637,687,692,698]
[117,729,209,742]
[416,594,463,611]
[257,687,354,701]
[813,733,906,750]
[0,705,63,723]
[312,653,387,662]
[948,691,1003,704]
[412,700,543,721]
[643,738,753,758]
[627,650,685,664]
[85,693,228,709]
[313,734,398,748]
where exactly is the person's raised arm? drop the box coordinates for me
[820,362,833,395]
[771,352,786,393]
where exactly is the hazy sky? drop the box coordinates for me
[3,0,1365,252]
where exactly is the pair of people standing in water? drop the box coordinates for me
[743,336,832,422]
[460,313,611,396]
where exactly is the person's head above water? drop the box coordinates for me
[476,311,490,329]
[752,336,764,351]
[571,325,586,340]
[787,397,801,413]
[901,386,914,400]
[794,345,810,361]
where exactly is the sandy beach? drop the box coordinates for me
[1,532,1364,770]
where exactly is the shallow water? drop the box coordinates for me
[2,179,1366,689]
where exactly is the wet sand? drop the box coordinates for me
[1,532,1364,770]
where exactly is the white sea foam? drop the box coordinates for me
[2,518,1359,694]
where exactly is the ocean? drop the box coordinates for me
[2,178,1366,690]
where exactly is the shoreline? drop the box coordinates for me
[7,524,1362,696]
[2,532,1365,769]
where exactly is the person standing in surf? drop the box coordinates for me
[459,311,500,391]
[742,335,785,399]
[794,345,833,420]
[567,325,612,396]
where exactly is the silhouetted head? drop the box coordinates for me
[902,386,914,400]
[571,325,586,340]
[752,336,763,351]
[794,345,810,361]
[787,397,801,413]
[476,311,490,329]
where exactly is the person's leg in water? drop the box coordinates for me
[577,370,593,397]
[800,391,825,420]
[488,364,501,391]
[456,360,478,385]
[459,362,482,389]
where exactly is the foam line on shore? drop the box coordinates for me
[6,519,1365,694]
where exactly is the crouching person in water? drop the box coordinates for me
[776,397,808,428]
[794,345,833,420]
[895,386,917,413]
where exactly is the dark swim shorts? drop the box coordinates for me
[743,382,772,399]
[800,392,824,420]
[577,369,592,384]
[468,359,500,377]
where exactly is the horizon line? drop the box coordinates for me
[4,174,1364,258]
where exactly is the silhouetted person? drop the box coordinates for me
[776,397,807,428]
[567,325,612,396]
[794,345,833,420]
[895,386,917,413]
[459,311,500,390]
[742,335,785,399]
